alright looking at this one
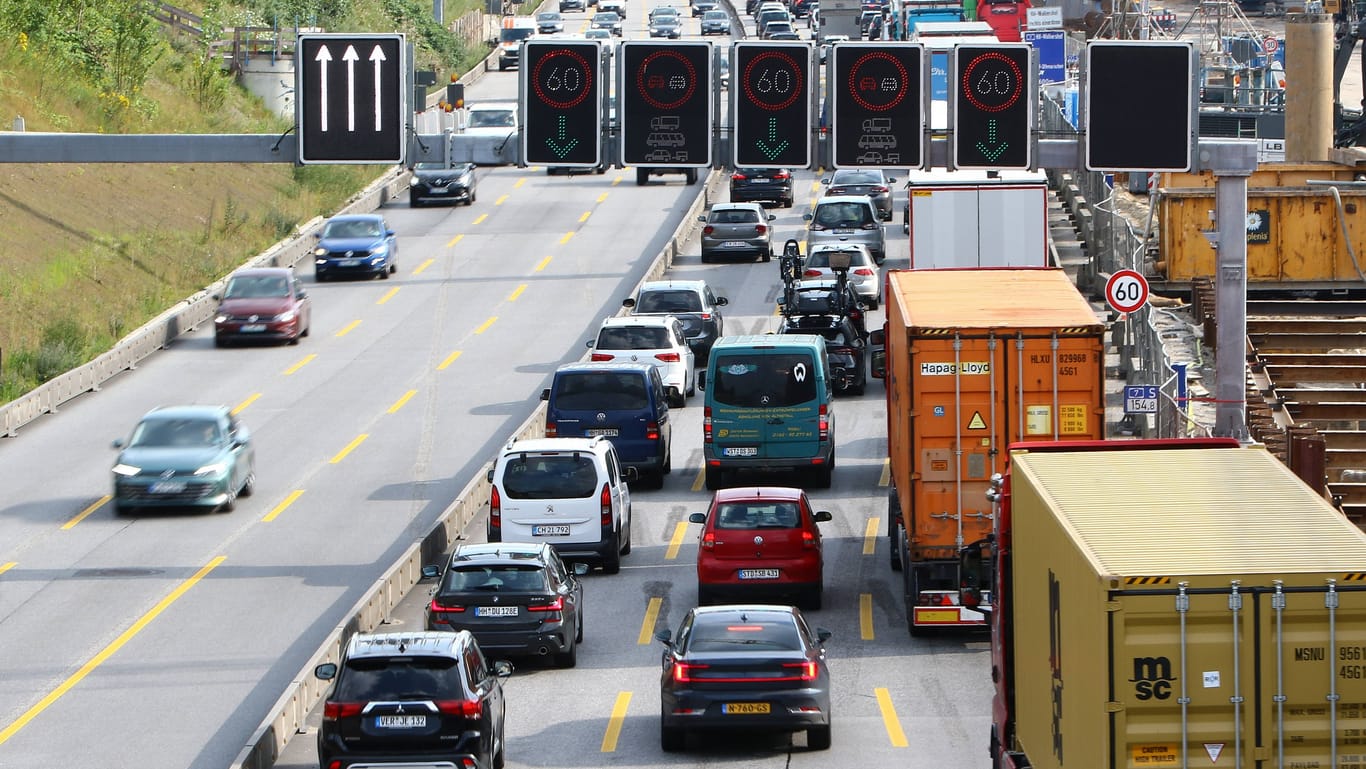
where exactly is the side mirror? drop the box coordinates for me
[714,296,728,306]
[211,293,221,301]
[803,213,814,221]
[296,289,307,299]
[573,562,590,576]
[623,466,639,482]
[314,662,338,680]
[815,627,832,644]
[486,467,496,483]
[586,340,595,348]
[493,660,515,678]
[385,229,396,237]
[870,349,887,380]
[868,328,885,346]
[421,564,441,580]
[112,438,125,449]
[813,510,833,523]
[540,388,550,401]
[654,628,672,645]
[767,214,776,221]
[888,176,897,183]
[697,215,707,223]
[622,297,636,308]
[688,512,707,524]
[819,177,831,184]
[313,232,322,239]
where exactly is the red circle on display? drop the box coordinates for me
[1105,269,1150,313]
[845,51,909,113]
[741,50,804,112]
[635,50,698,110]
[1263,36,1278,53]
[532,49,594,110]
[961,51,1023,113]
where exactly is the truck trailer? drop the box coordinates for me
[963,439,1366,769]
[871,268,1105,635]
[902,169,1049,268]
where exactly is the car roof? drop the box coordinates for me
[141,404,228,422]
[711,486,805,503]
[468,101,517,111]
[831,168,887,179]
[450,542,552,564]
[345,631,472,660]
[808,242,873,253]
[501,436,613,456]
[691,604,800,619]
[556,360,657,374]
[229,267,293,279]
[600,315,680,328]
[710,202,763,211]
[815,194,877,207]
[639,279,709,292]
[327,213,382,222]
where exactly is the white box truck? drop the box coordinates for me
[817,0,863,42]
[901,169,1049,268]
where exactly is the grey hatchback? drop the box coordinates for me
[803,195,887,264]
[698,203,775,263]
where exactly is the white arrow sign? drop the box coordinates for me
[342,45,359,132]
[314,44,333,132]
[370,45,386,131]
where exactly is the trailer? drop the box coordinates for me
[901,168,1049,268]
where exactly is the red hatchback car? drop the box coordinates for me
[689,486,833,610]
[212,267,311,346]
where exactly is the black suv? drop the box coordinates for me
[730,168,794,208]
[422,542,589,668]
[779,314,868,395]
[623,280,728,362]
[779,277,869,339]
[315,631,512,769]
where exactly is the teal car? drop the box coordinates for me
[111,405,256,514]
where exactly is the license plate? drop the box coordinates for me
[722,241,746,248]
[476,606,519,617]
[428,186,447,193]
[376,715,427,728]
[723,446,758,457]
[724,702,770,714]
[833,229,854,234]
[532,524,571,536]
[752,177,768,182]
[150,481,186,494]
[240,324,266,332]
[339,258,360,266]
[738,568,780,580]
[585,428,618,437]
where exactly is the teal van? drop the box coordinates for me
[700,335,835,490]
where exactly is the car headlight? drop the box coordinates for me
[409,177,420,187]
[273,310,297,322]
[214,314,230,324]
[194,462,228,477]
[313,246,328,256]
[112,463,141,477]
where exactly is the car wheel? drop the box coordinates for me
[783,197,793,208]
[704,465,723,491]
[314,272,326,283]
[669,390,684,409]
[686,378,695,398]
[813,458,833,489]
[301,321,310,338]
[470,190,477,204]
[113,503,131,516]
[663,448,673,474]
[761,248,772,263]
[700,251,712,264]
[807,724,832,750]
[288,333,300,346]
[410,198,422,208]
[802,582,824,611]
[493,739,506,769]
[214,335,226,348]
[636,168,649,186]
[389,262,398,274]
[595,163,607,175]
[576,612,584,643]
[603,534,622,574]
[661,718,686,752]
[220,489,236,513]
[380,267,390,279]
[240,470,255,498]
[553,638,578,668]
[621,517,632,554]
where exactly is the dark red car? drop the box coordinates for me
[213,267,311,346]
[689,486,832,609]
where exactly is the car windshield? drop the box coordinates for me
[500,27,534,41]
[636,289,702,314]
[715,501,801,529]
[500,455,599,499]
[586,29,610,37]
[597,326,671,350]
[594,12,620,21]
[443,565,547,592]
[710,353,819,407]
[323,219,383,238]
[223,274,289,299]
[813,202,873,228]
[538,12,560,20]
[705,10,728,17]
[687,616,802,651]
[336,656,461,700]
[805,249,868,268]
[469,109,515,128]
[129,418,221,448]
[553,371,649,410]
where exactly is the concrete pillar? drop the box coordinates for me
[1284,13,1334,161]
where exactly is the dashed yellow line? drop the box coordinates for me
[638,597,662,644]
[283,354,316,376]
[879,458,891,486]
[335,320,361,338]
[62,495,110,530]
[601,691,632,752]
[611,176,623,186]
[330,434,368,464]
[559,232,574,244]
[232,393,261,416]
[263,490,304,523]
[414,258,435,275]
[534,255,553,272]
[388,389,418,413]
[596,192,609,202]
[860,593,875,640]
[579,211,591,223]
[507,284,527,301]
[0,557,225,747]
[514,178,527,188]
[495,195,509,206]
[691,469,705,493]
[665,521,689,560]
[863,517,880,556]
[438,351,463,370]
[875,688,909,747]
[0,562,15,576]
[474,317,496,334]
[445,233,465,248]
[473,214,489,224]
[377,287,400,305]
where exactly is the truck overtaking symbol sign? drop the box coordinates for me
[1105,269,1149,313]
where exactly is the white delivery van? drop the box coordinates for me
[901,169,1049,268]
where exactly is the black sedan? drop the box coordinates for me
[730,168,793,208]
[422,542,588,668]
[780,313,867,395]
[656,605,832,752]
[410,161,476,207]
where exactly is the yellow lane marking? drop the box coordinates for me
[376,287,399,305]
[438,351,463,370]
[0,562,15,576]
[879,458,891,486]
[507,284,527,301]
[335,320,361,338]
[0,556,225,747]
[514,178,527,188]
[473,214,489,224]
[388,390,418,413]
[810,180,821,192]
[665,521,689,560]
[232,393,261,416]
[691,469,705,493]
[414,258,435,275]
[601,691,632,752]
[611,176,623,186]
[875,688,909,747]
[596,192,609,202]
[534,255,553,272]
[863,517,880,556]
[638,597,662,644]
[62,495,110,530]
[474,317,496,334]
[860,593,875,640]
[495,195,509,206]
[283,354,316,376]
[330,434,369,464]
[263,490,304,523]
[559,232,574,244]
[445,234,464,248]
[579,211,591,223]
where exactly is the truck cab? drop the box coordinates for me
[497,16,537,71]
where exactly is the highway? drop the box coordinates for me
[0,6,993,769]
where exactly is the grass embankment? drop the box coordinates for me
[0,0,486,403]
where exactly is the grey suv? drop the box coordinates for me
[623,280,728,362]
[803,195,887,264]
[314,631,512,769]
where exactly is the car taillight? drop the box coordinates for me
[861,222,877,230]
[809,223,827,231]
[600,483,612,526]
[731,172,747,181]
[655,352,680,363]
[646,421,660,440]
[436,700,483,717]
[490,487,502,530]
[701,531,715,550]
[322,702,363,721]
[430,598,466,613]
[755,224,768,234]
[831,187,846,194]
[703,225,715,235]
[700,312,712,320]
[774,171,790,180]
[873,186,888,193]
[833,346,855,357]
[854,268,875,276]
[782,661,818,681]
[673,661,709,682]
[545,421,558,437]
[818,403,829,441]
[804,268,822,277]
[703,406,713,442]
[802,530,817,549]
[528,597,564,612]
[590,353,614,361]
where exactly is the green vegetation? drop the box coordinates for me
[0,0,488,403]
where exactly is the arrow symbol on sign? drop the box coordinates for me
[314,45,333,132]
[342,45,360,132]
[755,117,789,160]
[975,118,1007,162]
[369,45,386,131]
[545,115,578,159]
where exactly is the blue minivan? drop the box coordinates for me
[541,362,673,488]
[700,335,836,490]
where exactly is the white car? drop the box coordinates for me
[802,243,882,309]
[588,315,696,406]
[463,102,518,140]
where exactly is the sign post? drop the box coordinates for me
[296,33,407,164]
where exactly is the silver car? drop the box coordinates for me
[698,202,775,263]
[802,244,881,309]
[803,195,887,264]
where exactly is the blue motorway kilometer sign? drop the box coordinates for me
[1125,385,1159,414]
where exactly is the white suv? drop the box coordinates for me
[487,437,635,574]
[587,315,695,407]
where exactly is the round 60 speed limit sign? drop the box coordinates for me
[1106,269,1150,314]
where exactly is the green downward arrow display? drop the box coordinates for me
[975,119,1007,162]
[755,117,790,160]
[545,115,579,159]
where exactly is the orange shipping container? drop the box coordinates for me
[880,267,1107,633]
